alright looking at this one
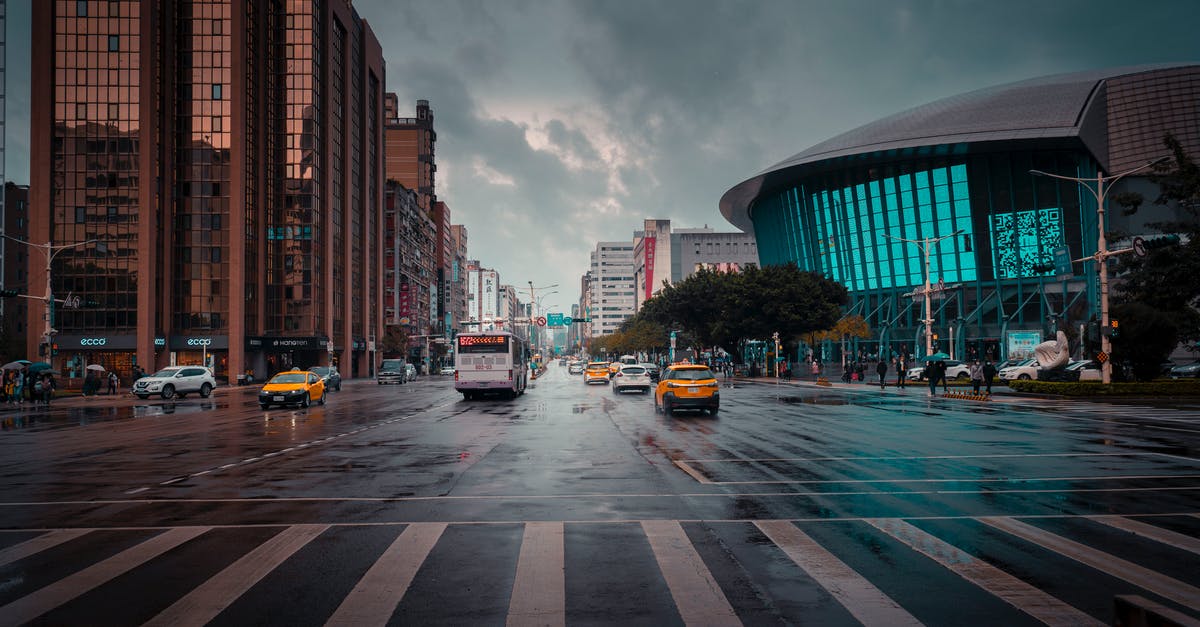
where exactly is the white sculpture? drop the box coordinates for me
[1033,330,1070,370]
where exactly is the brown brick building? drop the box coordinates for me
[31,0,386,383]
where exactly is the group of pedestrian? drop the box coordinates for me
[82,369,120,396]
[1,370,56,405]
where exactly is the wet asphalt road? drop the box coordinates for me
[1,364,1199,625]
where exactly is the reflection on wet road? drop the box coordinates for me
[1,365,1198,625]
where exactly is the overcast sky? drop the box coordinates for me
[5,1,1199,315]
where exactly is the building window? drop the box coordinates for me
[212,84,222,100]
[77,1,88,17]
[76,103,88,120]
[75,207,86,224]
[108,35,119,52]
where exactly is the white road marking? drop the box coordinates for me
[325,522,446,627]
[673,460,713,484]
[866,519,1101,626]
[145,524,328,627]
[1089,515,1200,555]
[642,520,741,627]
[0,529,93,567]
[506,522,565,627]
[693,474,1200,486]
[0,526,209,625]
[981,516,1200,612]
[755,520,921,627]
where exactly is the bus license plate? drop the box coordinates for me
[688,386,698,393]
[474,365,492,370]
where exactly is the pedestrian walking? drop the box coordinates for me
[927,362,938,396]
[3,371,14,403]
[810,360,820,379]
[970,360,984,394]
[895,356,907,388]
[936,360,949,393]
[876,359,888,389]
[12,371,23,405]
[983,360,997,394]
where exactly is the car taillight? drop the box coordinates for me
[454,371,458,382]
[507,369,513,381]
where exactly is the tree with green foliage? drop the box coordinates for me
[1110,302,1178,381]
[614,263,848,358]
[1112,134,1200,343]
[378,325,409,358]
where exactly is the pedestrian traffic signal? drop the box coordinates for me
[0,288,19,298]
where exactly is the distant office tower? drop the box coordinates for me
[31,1,386,382]
[589,242,635,337]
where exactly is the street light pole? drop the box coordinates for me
[1,234,105,360]
[1030,156,1168,384]
[884,230,964,358]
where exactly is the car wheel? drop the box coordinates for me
[709,406,720,415]
[137,394,149,400]
[1018,374,1031,380]
[299,394,309,409]
[199,383,213,398]
[663,398,673,415]
[160,385,176,400]
[260,403,270,410]
[319,390,327,405]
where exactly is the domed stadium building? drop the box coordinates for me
[721,63,1200,363]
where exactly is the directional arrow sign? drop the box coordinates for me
[562,316,572,326]
[536,316,547,327]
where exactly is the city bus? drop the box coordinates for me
[454,331,530,400]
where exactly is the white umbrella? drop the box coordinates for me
[86,364,107,372]
[2,361,26,370]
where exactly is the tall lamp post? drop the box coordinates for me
[532,290,559,351]
[1,234,107,360]
[884,230,964,358]
[1030,156,1169,384]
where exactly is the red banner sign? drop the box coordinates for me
[644,237,656,300]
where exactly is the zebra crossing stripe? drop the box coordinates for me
[980,517,1200,613]
[866,519,1102,626]
[1090,516,1200,556]
[755,521,921,627]
[0,529,93,567]
[145,524,328,627]
[0,526,209,626]
[642,520,741,627]
[325,522,447,627]
[506,522,565,627]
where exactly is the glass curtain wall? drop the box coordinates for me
[53,0,142,333]
[172,0,231,333]
[267,0,321,334]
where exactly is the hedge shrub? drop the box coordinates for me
[1006,378,1200,396]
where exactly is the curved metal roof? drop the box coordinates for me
[720,62,1199,231]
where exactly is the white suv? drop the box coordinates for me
[132,366,217,400]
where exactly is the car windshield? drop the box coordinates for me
[152,368,182,377]
[669,368,715,381]
[270,374,307,384]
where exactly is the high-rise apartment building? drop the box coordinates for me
[31,1,385,382]
[449,224,468,335]
[1,183,28,344]
[589,242,635,337]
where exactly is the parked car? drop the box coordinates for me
[308,366,341,391]
[1169,360,1200,379]
[377,359,407,384]
[259,368,326,409]
[131,366,216,400]
[999,358,1040,381]
[404,364,418,382]
[440,365,456,375]
[655,364,720,415]
[907,359,970,381]
[1065,359,1101,382]
[613,364,652,393]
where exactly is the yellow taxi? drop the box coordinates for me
[584,361,611,385]
[655,364,720,415]
[259,368,327,409]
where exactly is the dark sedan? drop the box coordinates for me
[308,366,342,391]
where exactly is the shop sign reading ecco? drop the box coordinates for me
[187,338,213,346]
[80,338,108,346]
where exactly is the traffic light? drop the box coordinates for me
[1143,234,1180,250]
[0,288,19,298]
[1110,319,1119,339]
[51,343,59,356]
